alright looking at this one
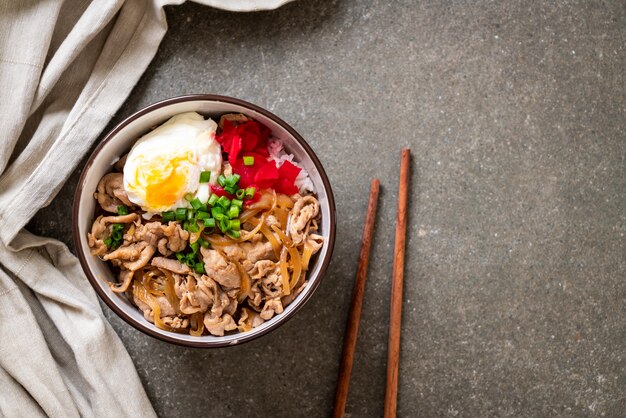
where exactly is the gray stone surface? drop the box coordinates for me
[28,1,625,417]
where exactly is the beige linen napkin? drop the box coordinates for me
[0,0,291,416]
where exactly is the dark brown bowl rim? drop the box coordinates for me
[72,94,336,348]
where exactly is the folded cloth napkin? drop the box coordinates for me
[0,0,291,416]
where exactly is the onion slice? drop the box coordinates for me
[279,248,291,295]
[189,312,205,336]
[271,224,294,248]
[301,242,314,271]
[162,269,180,314]
[276,193,294,209]
[288,246,302,290]
[259,223,281,259]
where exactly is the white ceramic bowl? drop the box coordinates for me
[73,95,336,347]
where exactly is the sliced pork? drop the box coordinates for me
[87,213,139,256]
[240,241,276,264]
[94,173,133,213]
[134,222,189,255]
[288,195,320,245]
[174,274,212,314]
[260,298,284,320]
[151,257,191,274]
[200,248,241,289]
[204,311,237,336]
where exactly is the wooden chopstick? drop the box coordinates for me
[384,148,411,418]
[332,179,381,418]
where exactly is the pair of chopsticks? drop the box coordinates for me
[332,148,411,418]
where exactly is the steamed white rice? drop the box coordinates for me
[268,139,315,193]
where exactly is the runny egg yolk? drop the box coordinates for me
[136,153,192,211]
[123,112,222,214]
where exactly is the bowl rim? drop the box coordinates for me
[72,94,336,348]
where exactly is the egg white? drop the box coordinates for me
[123,112,222,216]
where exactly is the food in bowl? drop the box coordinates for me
[86,111,324,336]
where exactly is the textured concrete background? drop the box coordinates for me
[29,1,625,417]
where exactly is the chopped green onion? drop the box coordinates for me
[198,237,209,248]
[219,216,230,232]
[176,253,185,262]
[204,218,216,228]
[235,189,245,199]
[218,175,226,187]
[162,211,175,222]
[190,242,199,253]
[187,210,195,220]
[117,205,129,215]
[227,230,241,238]
[243,156,254,166]
[194,262,205,274]
[217,196,231,209]
[227,206,240,219]
[211,206,223,217]
[186,221,200,233]
[183,219,201,233]
[231,199,243,209]
[222,174,241,194]
[208,194,218,206]
[106,224,125,249]
[175,208,187,221]
[196,211,211,220]
[199,171,212,183]
[184,193,194,202]
[245,187,256,198]
[190,197,206,211]
[230,219,241,231]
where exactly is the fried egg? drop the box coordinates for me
[123,112,221,215]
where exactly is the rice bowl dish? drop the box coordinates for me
[86,111,325,337]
